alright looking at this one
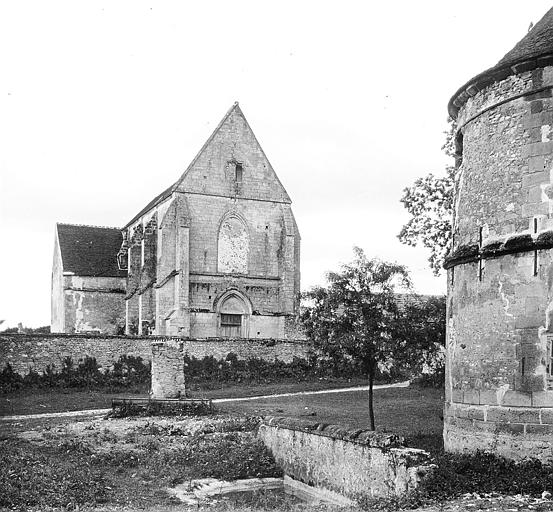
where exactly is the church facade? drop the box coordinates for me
[52,103,301,338]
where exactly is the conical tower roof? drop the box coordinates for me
[449,7,553,119]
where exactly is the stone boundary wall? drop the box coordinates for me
[257,416,432,500]
[0,333,311,376]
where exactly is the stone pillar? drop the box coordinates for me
[151,340,186,399]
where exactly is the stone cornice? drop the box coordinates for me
[444,230,553,270]
[448,52,553,119]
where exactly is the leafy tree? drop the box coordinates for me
[301,247,412,430]
[394,295,446,386]
[398,120,456,275]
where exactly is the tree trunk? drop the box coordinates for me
[368,366,375,430]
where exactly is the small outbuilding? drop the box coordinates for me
[51,223,126,334]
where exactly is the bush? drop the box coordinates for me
[0,363,23,393]
[0,355,151,393]
[2,348,425,395]
[421,451,553,499]
[359,451,553,511]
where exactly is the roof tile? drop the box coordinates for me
[57,223,126,278]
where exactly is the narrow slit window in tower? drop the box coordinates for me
[548,340,553,376]
[478,226,484,281]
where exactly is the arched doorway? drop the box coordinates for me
[216,290,251,338]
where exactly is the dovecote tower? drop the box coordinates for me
[445,8,553,460]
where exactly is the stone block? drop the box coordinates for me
[452,389,463,403]
[454,404,485,421]
[480,389,499,405]
[528,155,547,174]
[539,408,553,424]
[463,390,480,405]
[495,422,525,434]
[487,406,540,424]
[502,390,532,407]
[525,423,553,435]
[448,417,474,429]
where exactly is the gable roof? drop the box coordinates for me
[123,102,290,229]
[449,6,553,119]
[56,223,126,278]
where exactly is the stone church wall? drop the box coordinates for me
[62,276,126,335]
[0,333,310,376]
[124,104,301,338]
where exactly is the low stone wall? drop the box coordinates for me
[258,416,432,500]
[0,333,310,375]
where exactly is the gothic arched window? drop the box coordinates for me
[218,214,249,274]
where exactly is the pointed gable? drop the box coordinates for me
[176,102,291,204]
[124,103,292,228]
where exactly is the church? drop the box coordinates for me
[51,103,301,338]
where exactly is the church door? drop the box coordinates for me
[220,313,242,337]
[218,293,247,338]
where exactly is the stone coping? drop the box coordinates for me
[0,333,309,345]
[261,416,405,449]
[443,231,553,270]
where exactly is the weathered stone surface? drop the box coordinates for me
[262,416,405,448]
[446,29,553,459]
[151,340,186,399]
[258,417,432,500]
[0,333,310,376]
[122,104,302,339]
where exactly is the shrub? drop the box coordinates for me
[0,363,23,393]
[0,355,151,393]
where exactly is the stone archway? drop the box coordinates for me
[216,290,251,338]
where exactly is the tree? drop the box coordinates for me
[398,120,456,275]
[394,295,446,384]
[301,247,411,430]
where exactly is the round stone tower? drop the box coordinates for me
[445,8,553,461]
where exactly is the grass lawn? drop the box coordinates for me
[3,386,553,512]
[0,377,371,416]
[218,385,445,453]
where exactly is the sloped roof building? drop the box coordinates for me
[52,224,126,334]
[52,103,301,338]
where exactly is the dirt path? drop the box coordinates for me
[0,380,409,422]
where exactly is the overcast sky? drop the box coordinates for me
[1,1,551,328]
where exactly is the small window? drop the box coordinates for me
[221,313,241,326]
[455,132,464,168]
[235,163,243,183]
[546,340,553,378]
[117,251,128,271]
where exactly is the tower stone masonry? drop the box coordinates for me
[445,7,553,460]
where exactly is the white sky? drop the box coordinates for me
[1,1,551,328]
